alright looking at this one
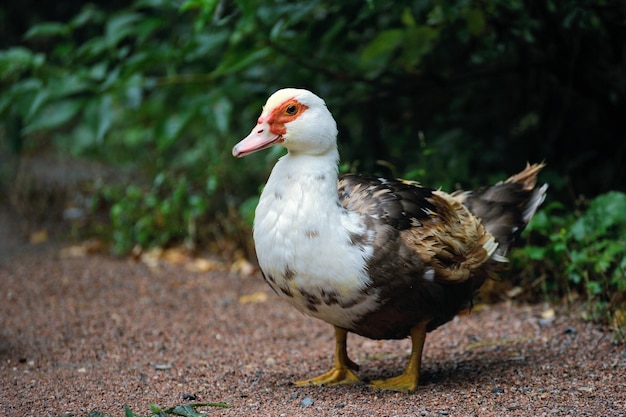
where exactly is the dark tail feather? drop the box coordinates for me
[453,163,548,257]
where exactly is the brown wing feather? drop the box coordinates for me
[400,190,496,283]
[338,174,496,285]
[452,162,547,256]
[338,174,435,230]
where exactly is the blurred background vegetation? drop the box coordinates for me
[1,0,624,339]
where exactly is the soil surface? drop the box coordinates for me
[1,206,625,417]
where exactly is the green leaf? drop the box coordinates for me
[401,8,416,27]
[173,402,231,411]
[523,208,553,235]
[124,406,138,417]
[89,63,108,81]
[522,245,546,260]
[86,411,113,417]
[569,218,587,242]
[569,271,581,285]
[570,192,626,242]
[24,22,70,40]
[27,90,51,120]
[157,112,194,151]
[169,404,201,417]
[0,47,45,80]
[71,5,105,29]
[467,8,486,35]
[23,99,84,134]
[76,37,109,60]
[212,47,272,76]
[105,12,143,47]
[213,96,233,135]
[6,79,44,97]
[180,0,219,14]
[48,73,92,98]
[134,16,165,45]
[586,280,602,296]
[240,196,259,226]
[401,25,439,68]
[97,94,114,142]
[360,29,405,78]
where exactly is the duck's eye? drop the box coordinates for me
[285,104,298,115]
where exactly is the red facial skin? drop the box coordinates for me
[232,97,309,158]
[260,98,309,136]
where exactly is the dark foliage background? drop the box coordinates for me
[1,0,624,335]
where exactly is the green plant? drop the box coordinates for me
[512,192,626,340]
[104,172,213,254]
[0,0,271,252]
[86,401,230,417]
[2,0,624,256]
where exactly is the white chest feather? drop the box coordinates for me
[253,152,379,328]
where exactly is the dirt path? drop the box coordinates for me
[1,206,625,417]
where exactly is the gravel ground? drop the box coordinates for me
[1,207,625,417]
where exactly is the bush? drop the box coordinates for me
[512,191,626,340]
[0,0,271,252]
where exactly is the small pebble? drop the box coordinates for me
[182,393,197,401]
[300,397,314,407]
[538,317,555,327]
[563,326,577,335]
[155,364,172,370]
[491,387,505,394]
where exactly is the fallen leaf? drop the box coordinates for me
[612,309,626,334]
[140,247,163,268]
[540,308,556,319]
[506,286,524,298]
[162,247,191,264]
[60,239,104,258]
[60,245,87,258]
[189,258,225,272]
[239,291,268,304]
[230,258,256,277]
[29,229,48,245]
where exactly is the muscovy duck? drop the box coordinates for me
[232,88,547,391]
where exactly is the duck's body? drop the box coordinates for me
[233,88,547,391]
[254,152,380,331]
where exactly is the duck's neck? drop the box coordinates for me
[262,148,340,208]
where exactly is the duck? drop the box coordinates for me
[232,88,547,392]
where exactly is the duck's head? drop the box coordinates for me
[232,88,338,158]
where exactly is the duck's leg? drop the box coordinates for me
[294,326,360,386]
[370,321,427,392]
